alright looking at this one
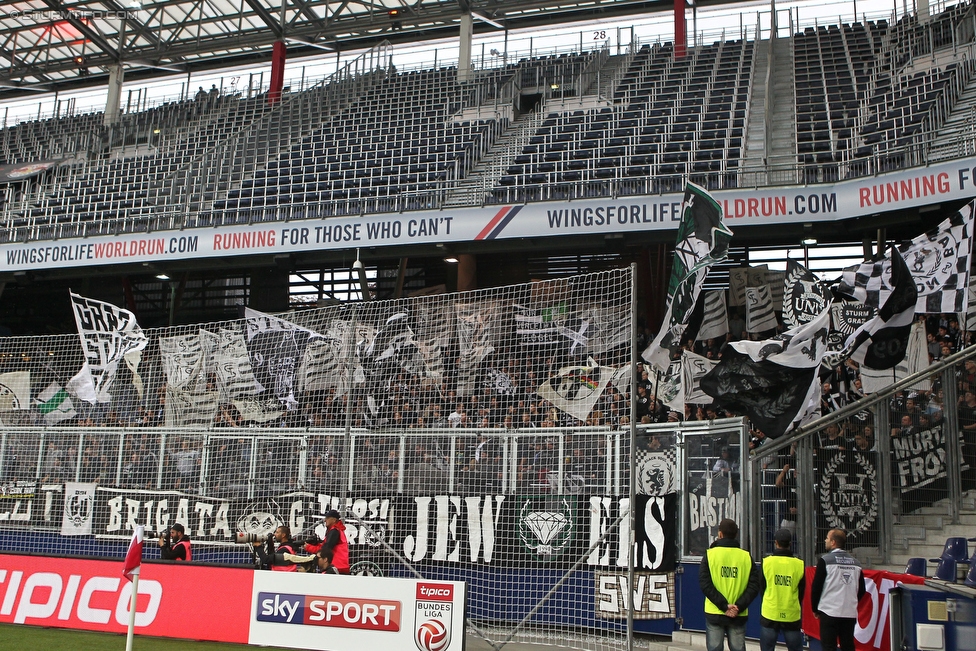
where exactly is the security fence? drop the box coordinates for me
[747,342,976,567]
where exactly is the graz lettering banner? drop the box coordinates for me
[5,158,976,272]
[44,487,678,570]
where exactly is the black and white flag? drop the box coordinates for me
[296,320,349,394]
[782,260,831,330]
[159,334,205,391]
[412,298,453,382]
[860,321,931,394]
[836,206,973,313]
[701,303,831,437]
[69,292,148,403]
[578,304,630,354]
[245,308,318,410]
[201,328,258,400]
[456,301,503,396]
[537,358,613,422]
[643,183,733,371]
[514,303,598,354]
[967,274,976,332]
[60,482,96,536]
[361,312,428,423]
[843,249,917,370]
[728,268,749,307]
[484,368,517,395]
[165,386,219,428]
[696,291,728,342]
[766,270,786,311]
[745,285,777,333]
[682,351,716,405]
[0,372,30,411]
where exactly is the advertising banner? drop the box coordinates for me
[0,554,252,641]
[248,571,466,651]
[802,568,925,651]
[4,156,976,273]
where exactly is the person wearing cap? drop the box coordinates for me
[759,529,805,651]
[699,518,760,651]
[159,523,192,561]
[322,510,350,574]
[812,529,865,651]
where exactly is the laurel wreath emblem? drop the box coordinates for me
[819,451,879,535]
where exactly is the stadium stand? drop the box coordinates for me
[2,5,976,238]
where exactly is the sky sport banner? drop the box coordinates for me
[5,163,976,274]
[816,449,880,548]
[69,292,148,402]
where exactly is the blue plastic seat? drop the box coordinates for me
[966,562,976,587]
[904,557,926,577]
[930,537,970,564]
[933,558,957,582]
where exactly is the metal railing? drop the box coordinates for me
[748,342,976,567]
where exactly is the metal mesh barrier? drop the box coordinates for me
[0,268,662,651]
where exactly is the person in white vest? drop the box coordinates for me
[811,529,866,651]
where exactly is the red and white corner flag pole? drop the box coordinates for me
[122,525,144,651]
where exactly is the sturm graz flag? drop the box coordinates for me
[643,182,733,372]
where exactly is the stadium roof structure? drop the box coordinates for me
[0,0,710,100]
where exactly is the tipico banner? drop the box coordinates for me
[3,157,976,272]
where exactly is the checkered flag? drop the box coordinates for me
[634,442,677,496]
[836,205,973,313]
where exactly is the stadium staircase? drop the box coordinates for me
[928,76,976,160]
[741,39,769,171]
[443,50,628,208]
[442,108,544,207]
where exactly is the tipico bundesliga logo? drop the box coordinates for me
[415,583,454,651]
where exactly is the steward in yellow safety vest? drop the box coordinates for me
[759,528,805,651]
[699,519,761,651]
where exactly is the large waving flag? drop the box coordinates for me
[842,249,917,370]
[696,291,729,342]
[745,285,777,333]
[700,302,832,437]
[782,260,831,330]
[836,206,972,313]
[70,292,148,403]
[643,183,733,371]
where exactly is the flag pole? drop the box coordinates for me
[123,524,144,651]
[125,571,139,651]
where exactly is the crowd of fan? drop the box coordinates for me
[4,311,973,497]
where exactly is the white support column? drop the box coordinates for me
[918,0,930,24]
[458,12,474,84]
[104,64,124,126]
